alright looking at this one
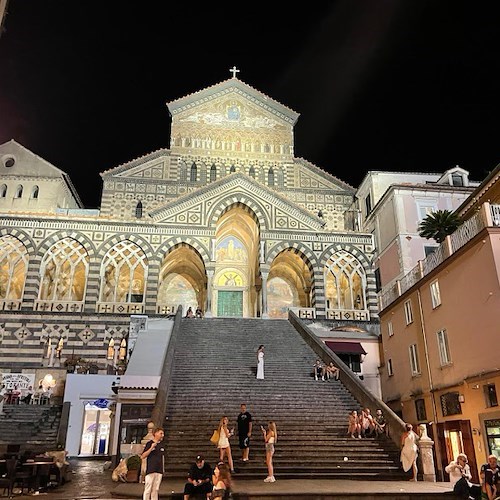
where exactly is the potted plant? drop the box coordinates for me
[126,454,142,482]
[63,356,80,373]
[116,359,127,375]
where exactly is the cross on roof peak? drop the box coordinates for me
[229,66,240,78]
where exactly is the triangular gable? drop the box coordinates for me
[100,148,171,178]
[167,78,299,126]
[294,158,355,193]
[149,173,324,231]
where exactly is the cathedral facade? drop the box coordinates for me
[0,77,376,369]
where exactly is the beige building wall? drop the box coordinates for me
[380,225,500,478]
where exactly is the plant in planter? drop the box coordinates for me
[76,358,90,374]
[116,359,128,375]
[126,454,142,483]
[63,356,80,373]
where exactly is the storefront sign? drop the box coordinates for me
[1,373,36,390]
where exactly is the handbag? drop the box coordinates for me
[210,428,220,445]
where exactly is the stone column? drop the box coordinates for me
[304,286,311,308]
[261,272,269,319]
[418,424,436,482]
[205,270,214,318]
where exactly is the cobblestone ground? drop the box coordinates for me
[14,459,118,499]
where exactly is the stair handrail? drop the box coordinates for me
[150,306,183,428]
[288,310,406,449]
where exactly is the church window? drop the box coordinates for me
[210,164,217,182]
[3,156,15,168]
[119,337,127,360]
[249,166,256,179]
[190,162,197,182]
[31,185,39,199]
[0,235,28,300]
[15,185,23,198]
[39,238,90,302]
[268,168,275,187]
[100,240,147,304]
[451,173,464,186]
[135,201,143,218]
[179,161,187,182]
[0,184,6,198]
[276,168,284,188]
[230,165,236,174]
[325,250,366,311]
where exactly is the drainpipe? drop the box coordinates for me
[416,287,443,480]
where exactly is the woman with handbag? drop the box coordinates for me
[217,416,235,473]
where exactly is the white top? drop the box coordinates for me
[445,461,471,485]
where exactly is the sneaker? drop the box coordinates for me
[242,458,249,462]
[269,476,276,482]
[264,476,273,482]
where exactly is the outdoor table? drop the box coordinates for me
[21,461,53,491]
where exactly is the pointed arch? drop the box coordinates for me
[100,240,148,303]
[190,162,197,182]
[324,250,367,312]
[15,185,23,198]
[248,166,256,179]
[135,201,143,218]
[210,164,217,182]
[31,185,39,199]
[207,197,269,231]
[0,235,29,300]
[268,168,275,187]
[39,238,90,301]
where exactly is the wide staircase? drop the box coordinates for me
[163,318,406,480]
[0,404,62,453]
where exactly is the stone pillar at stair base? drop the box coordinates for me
[205,270,214,318]
[261,272,269,319]
[418,423,436,482]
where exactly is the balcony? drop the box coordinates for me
[379,203,500,310]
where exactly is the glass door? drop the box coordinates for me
[80,403,111,455]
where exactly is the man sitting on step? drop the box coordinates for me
[183,455,213,500]
[312,359,325,381]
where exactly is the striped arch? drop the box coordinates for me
[37,231,97,259]
[156,239,210,267]
[207,196,269,230]
[318,243,372,271]
[0,228,36,255]
[96,234,155,262]
[266,242,317,271]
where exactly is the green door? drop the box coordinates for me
[217,291,243,317]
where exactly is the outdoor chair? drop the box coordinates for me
[14,463,36,494]
[0,458,17,498]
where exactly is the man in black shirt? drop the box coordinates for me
[183,455,212,500]
[141,427,165,500]
[237,403,253,462]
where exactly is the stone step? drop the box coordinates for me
[162,318,406,480]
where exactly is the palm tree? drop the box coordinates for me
[418,210,463,243]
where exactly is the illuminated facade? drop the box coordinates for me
[0,77,377,368]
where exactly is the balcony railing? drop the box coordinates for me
[379,203,500,310]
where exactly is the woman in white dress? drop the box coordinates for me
[400,423,419,481]
[256,345,265,380]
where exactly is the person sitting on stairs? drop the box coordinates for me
[313,359,325,381]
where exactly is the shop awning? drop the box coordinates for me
[325,341,367,355]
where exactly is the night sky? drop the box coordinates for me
[1,1,499,207]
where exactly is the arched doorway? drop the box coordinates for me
[157,245,206,315]
[213,204,260,317]
[268,249,313,318]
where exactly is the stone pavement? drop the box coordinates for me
[10,460,460,499]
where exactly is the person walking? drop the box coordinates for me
[237,403,253,462]
[261,421,277,482]
[256,345,265,380]
[400,423,419,481]
[217,416,235,473]
[141,427,165,500]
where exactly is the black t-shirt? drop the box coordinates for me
[483,465,500,486]
[143,440,165,475]
[188,462,212,481]
[237,411,252,434]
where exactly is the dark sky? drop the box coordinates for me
[1,1,499,207]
